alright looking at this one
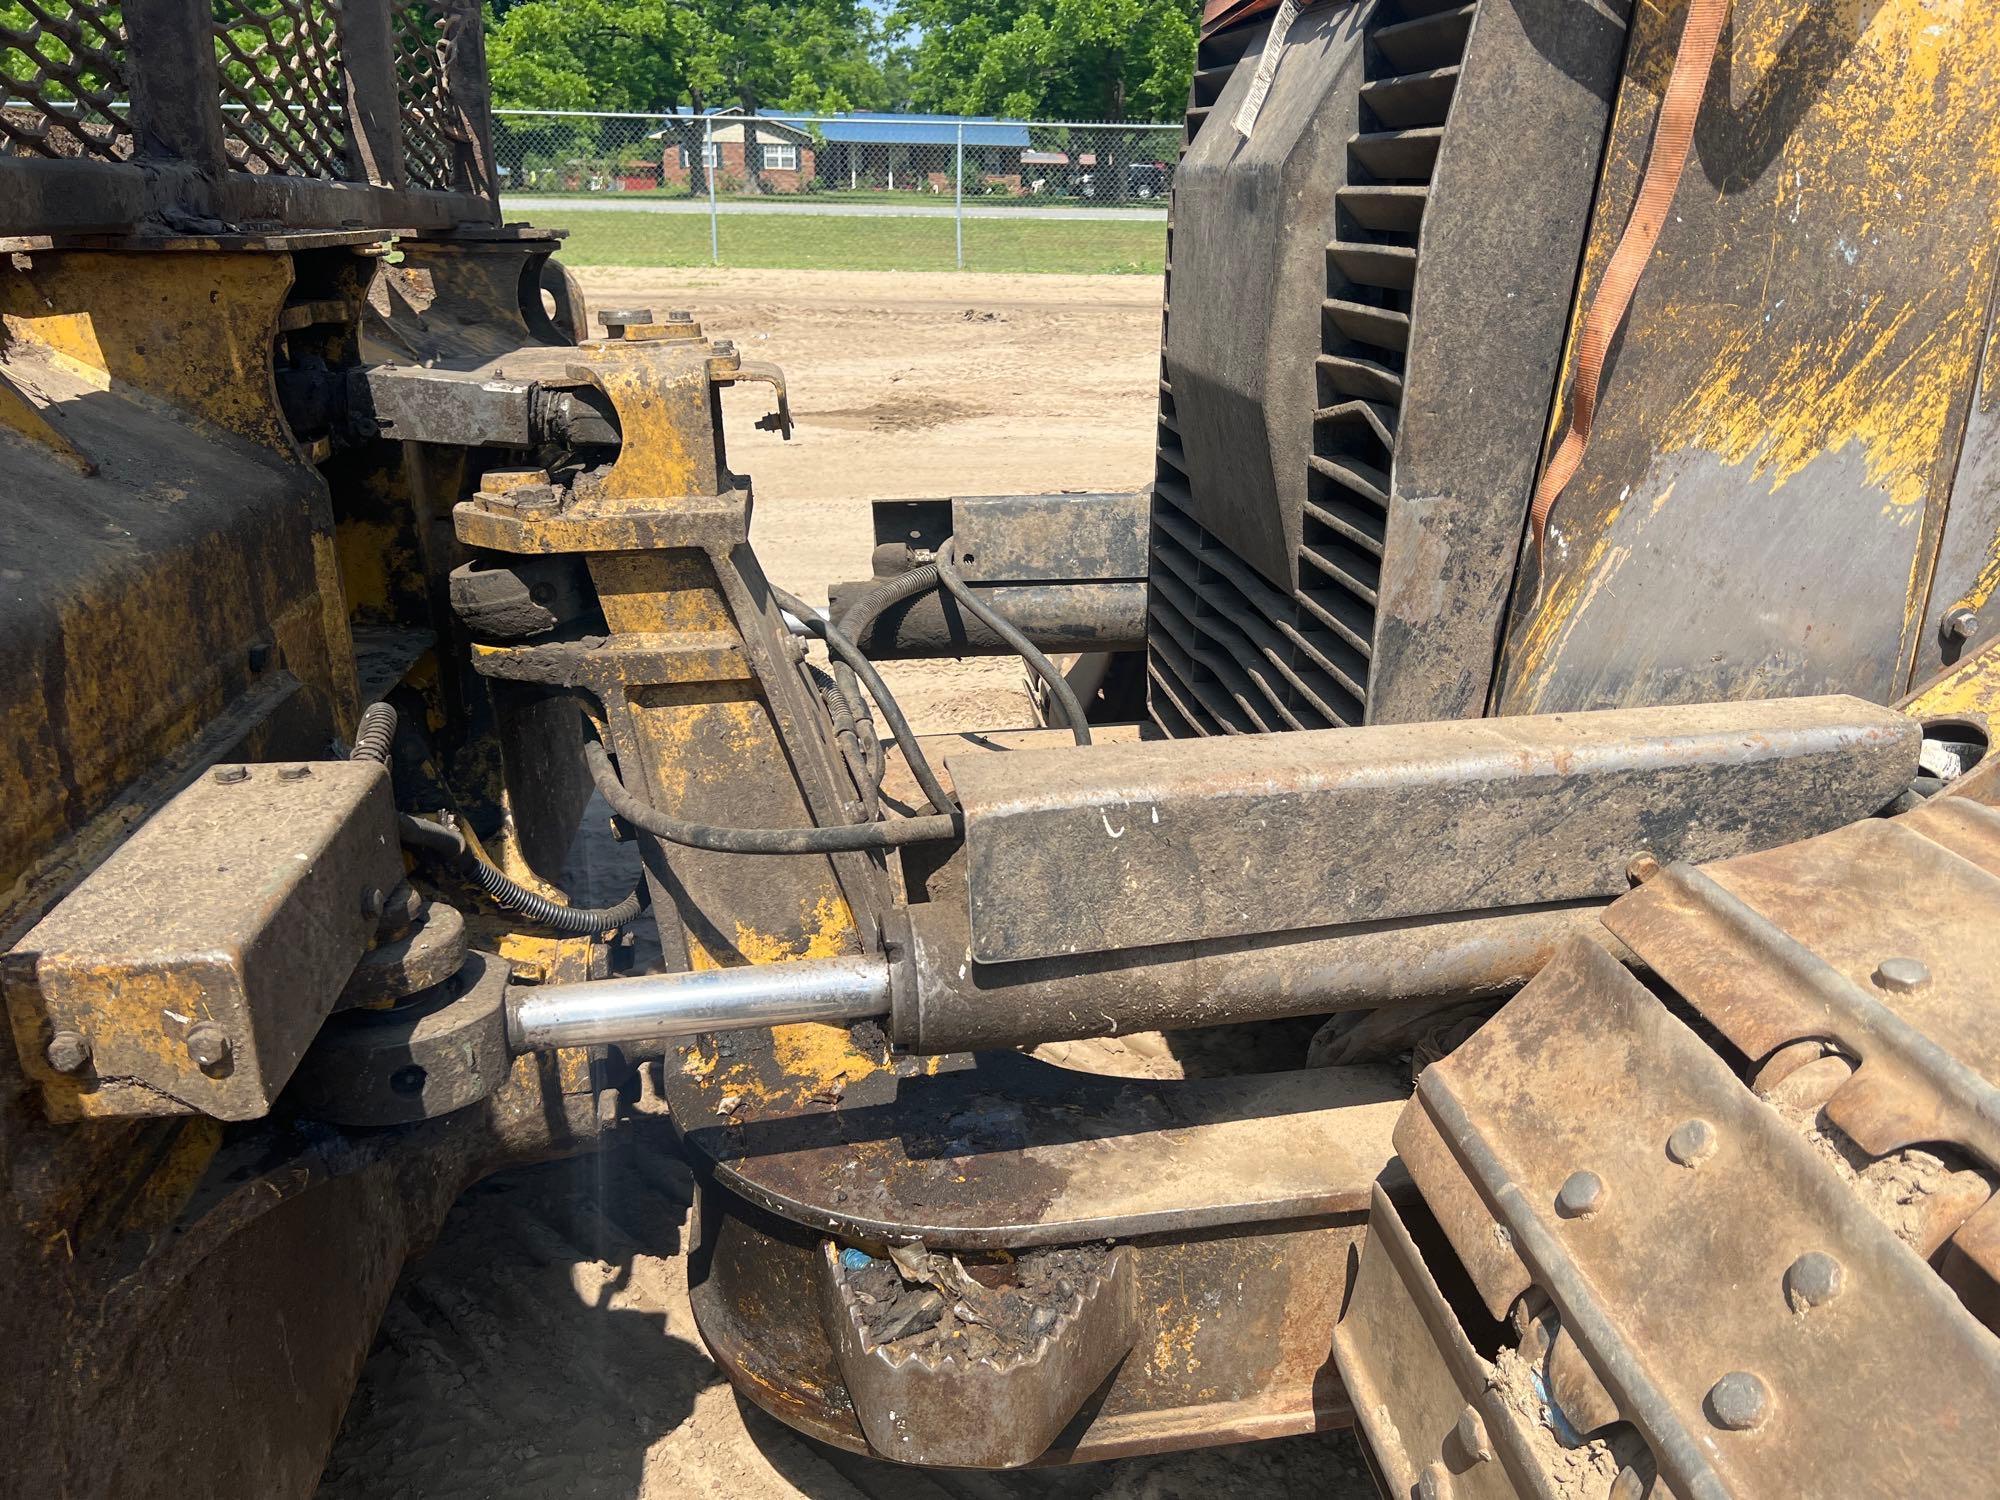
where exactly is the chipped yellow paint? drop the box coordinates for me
[0,368,92,472]
[769,1021,884,1099]
[110,1117,224,1236]
[1,251,299,453]
[1509,0,2000,703]
[1658,295,1984,516]
[1902,640,2000,736]
[1509,504,1626,686]
[574,353,709,503]
[1150,1302,1203,1376]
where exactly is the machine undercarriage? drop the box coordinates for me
[3,0,2000,1494]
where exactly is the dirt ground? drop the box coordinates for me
[312,268,1379,1500]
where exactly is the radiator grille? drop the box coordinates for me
[1149,0,1469,736]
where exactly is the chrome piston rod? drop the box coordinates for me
[506,953,892,1052]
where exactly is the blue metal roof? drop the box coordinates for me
[816,113,1030,148]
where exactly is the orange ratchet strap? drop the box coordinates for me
[1527,0,1729,563]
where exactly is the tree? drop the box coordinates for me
[484,0,899,115]
[891,0,1198,123]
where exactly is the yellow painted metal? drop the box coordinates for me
[1498,0,2000,713]
[0,249,366,938]
[1903,639,2000,740]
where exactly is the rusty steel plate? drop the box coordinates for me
[663,1034,1408,1248]
[1605,793,2000,1294]
[1334,1184,1561,1500]
[1398,938,2000,1500]
[951,695,1915,964]
[3,761,402,1121]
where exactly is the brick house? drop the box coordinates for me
[656,116,815,193]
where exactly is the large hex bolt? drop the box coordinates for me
[45,1030,91,1074]
[185,1022,233,1076]
[1941,606,1981,646]
[1872,957,1930,993]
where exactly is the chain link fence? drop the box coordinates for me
[493,110,1180,276]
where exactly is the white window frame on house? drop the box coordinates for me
[762,140,799,172]
[683,141,719,169]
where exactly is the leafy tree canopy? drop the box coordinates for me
[485,0,904,114]
[890,0,1198,121]
[484,0,1194,121]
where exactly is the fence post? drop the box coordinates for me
[706,116,719,264]
[954,120,965,271]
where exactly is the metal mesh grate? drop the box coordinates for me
[213,0,349,178]
[0,0,133,160]
[393,0,454,189]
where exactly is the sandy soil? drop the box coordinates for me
[313,268,1378,1500]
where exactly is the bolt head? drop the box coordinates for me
[212,765,250,785]
[277,765,313,782]
[185,1023,232,1074]
[1416,1460,1452,1500]
[247,643,273,672]
[1872,957,1930,993]
[665,309,693,323]
[1452,1404,1492,1464]
[361,886,387,919]
[1784,1251,1844,1311]
[45,1030,90,1074]
[1626,850,1663,885]
[1942,606,1981,643]
[1667,1117,1718,1167]
[1556,1170,1605,1219]
[1706,1370,1771,1431]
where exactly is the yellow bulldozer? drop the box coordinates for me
[3,0,1998,1493]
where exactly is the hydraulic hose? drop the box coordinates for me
[353,703,647,936]
[935,542,1091,745]
[770,584,958,816]
[584,735,960,854]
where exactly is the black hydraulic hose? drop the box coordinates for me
[354,704,647,935]
[835,562,943,646]
[806,662,882,819]
[584,735,961,853]
[936,542,1091,746]
[770,585,959,816]
[351,701,399,764]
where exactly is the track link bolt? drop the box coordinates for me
[45,1030,91,1074]
[1555,1170,1605,1218]
[1452,1404,1492,1463]
[1667,1118,1717,1167]
[1626,850,1662,885]
[361,886,387,919]
[1784,1251,1844,1312]
[185,1023,232,1075]
[1706,1370,1771,1431]
[1872,957,1930,992]
[1416,1460,1452,1500]
[212,765,249,785]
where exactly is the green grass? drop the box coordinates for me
[543,209,1166,275]
[507,188,1165,212]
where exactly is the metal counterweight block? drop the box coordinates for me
[3,761,403,1121]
